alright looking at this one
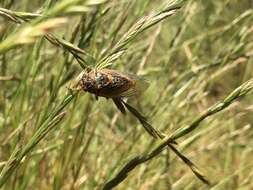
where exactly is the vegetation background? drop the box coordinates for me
[0,0,253,189]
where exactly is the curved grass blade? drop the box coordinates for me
[168,144,210,185]
[112,98,126,114]
[121,100,164,139]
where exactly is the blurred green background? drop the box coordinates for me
[0,0,253,189]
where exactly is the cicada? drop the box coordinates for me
[73,69,163,139]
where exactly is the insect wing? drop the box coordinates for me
[120,73,149,98]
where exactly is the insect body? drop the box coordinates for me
[76,69,163,139]
[79,69,147,99]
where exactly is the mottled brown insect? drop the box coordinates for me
[79,69,147,99]
[75,69,163,139]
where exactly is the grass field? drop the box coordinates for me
[0,0,253,189]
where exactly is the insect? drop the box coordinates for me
[73,69,163,139]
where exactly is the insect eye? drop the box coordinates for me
[81,80,93,90]
[85,82,93,89]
